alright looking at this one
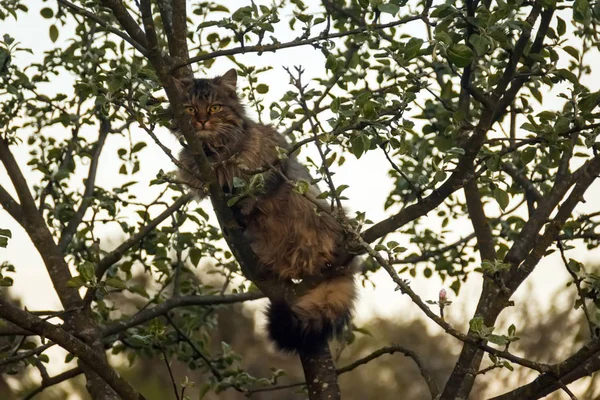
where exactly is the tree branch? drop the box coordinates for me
[99,0,148,50]
[0,138,81,308]
[169,0,190,74]
[173,14,426,72]
[249,344,440,399]
[494,6,554,121]
[492,3,542,98]
[102,292,264,336]
[337,345,440,399]
[492,337,600,400]
[0,299,145,400]
[57,0,147,55]
[0,184,23,222]
[0,342,55,367]
[508,155,600,290]
[24,367,83,400]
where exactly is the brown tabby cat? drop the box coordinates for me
[174,69,356,352]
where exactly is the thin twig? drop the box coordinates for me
[23,367,83,400]
[0,342,55,367]
[102,292,264,336]
[159,343,181,400]
[380,143,423,203]
[58,114,110,252]
[557,239,596,338]
[248,344,439,399]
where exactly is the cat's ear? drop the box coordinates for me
[216,69,237,92]
[172,76,194,95]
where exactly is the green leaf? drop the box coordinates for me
[350,134,370,159]
[196,21,219,31]
[579,91,600,113]
[493,188,510,210]
[556,17,566,36]
[40,7,53,19]
[198,382,212,399]
[563,46,579,60]
[378,3,400,15]
[431,4,456,18]
[227,195,243,206]
[232,176,246,188]
[469,34,490,56]
[256,84,269,94]
[361,101,377,119]
[520,123,538,133]
[79,262,96,282]
[0,277,13,287]
[331,97,340,113]
[67,276,86,288]
[105,277,127,290]
[325,53,338,71]
[210,5,229,12]
[487,334,509,346]
[574,0,590,22]
[521,147,536,165]
[447,44,473,68]
[189,247,202,267]
[49,25,59,43]
[131,142,147,153]
[404,38,424,60]
[556,68,578,85]
[469,316,484,334]
[128,334,150,347]
[293,179,309,194]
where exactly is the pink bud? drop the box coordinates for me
[439,289,447,300]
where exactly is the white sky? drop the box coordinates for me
[1,0,600,398]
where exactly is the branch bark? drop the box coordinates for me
[99,0,148,49]
[0,299,144,400]
[102,292,264,336]
[57,0,147,55]
[24,367,83,400]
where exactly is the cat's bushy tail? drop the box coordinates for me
[266,273,356,352]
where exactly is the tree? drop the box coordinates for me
[1,0,600,399]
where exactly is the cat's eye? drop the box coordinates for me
[184,106,195,115]
[208,105,222,113]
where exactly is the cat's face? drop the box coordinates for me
[179,69,245,141]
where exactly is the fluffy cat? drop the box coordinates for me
[174,69,356,352]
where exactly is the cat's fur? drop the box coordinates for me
[174,69,356,352]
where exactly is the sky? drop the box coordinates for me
[1,0,600,398]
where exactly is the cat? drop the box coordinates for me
[173,69,356,352]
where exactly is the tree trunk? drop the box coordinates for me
[299,340,341,400]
